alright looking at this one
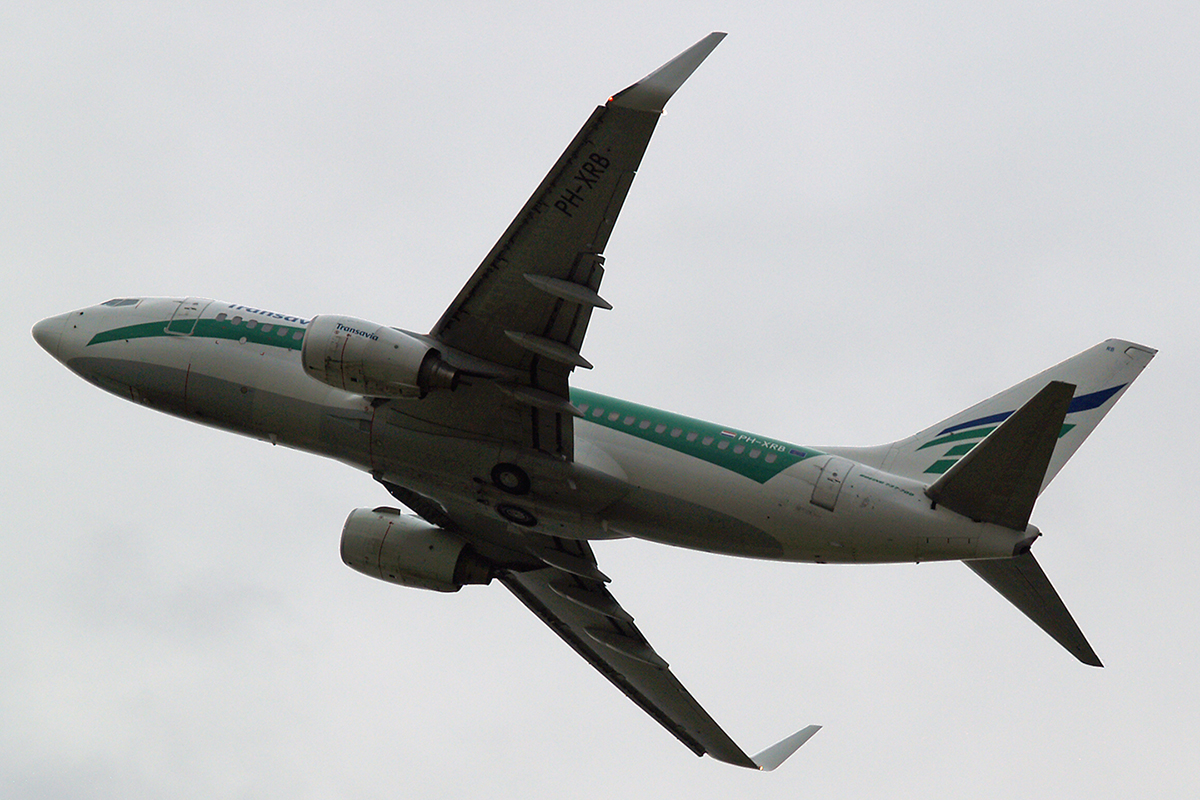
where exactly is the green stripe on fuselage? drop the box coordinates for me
[570,389,816,484]
[89,317,307,350]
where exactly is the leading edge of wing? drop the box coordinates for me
[499,538,818,770]
[422,34,726,460]
[429,32,725,373]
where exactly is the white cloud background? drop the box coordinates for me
[4,2,1197,797]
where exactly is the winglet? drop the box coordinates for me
[751,725,822,771]
[609,32,726,112]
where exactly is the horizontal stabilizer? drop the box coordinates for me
[926,381,1075,531]
[967,552,1101,666]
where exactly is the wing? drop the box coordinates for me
[379,39,820,765]
[411,33,725,460]
[501,535,820,770]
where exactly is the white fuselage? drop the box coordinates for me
[34,298,1031,565]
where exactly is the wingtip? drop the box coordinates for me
[750,724,822,771]
[609,32,725,112]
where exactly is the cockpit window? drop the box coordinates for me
[101,298,141,307]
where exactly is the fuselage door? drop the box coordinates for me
[165,297,212,336]
[811,455,854,511]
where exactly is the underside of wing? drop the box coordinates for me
[406,33,725,460]
[501,536,819,770]
[366,38,823,768]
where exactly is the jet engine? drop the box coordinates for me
[340,507,492,592]
[301,315,459,398]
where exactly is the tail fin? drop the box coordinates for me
[920,378,1112,665]
[925,380,1075,531]
[823,339,1155,667]
[921,377,1120,665]
[862,339,1156,486]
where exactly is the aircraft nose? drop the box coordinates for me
[32,313,69,360]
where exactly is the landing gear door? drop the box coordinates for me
[166,297,211,336]
[811,455,854,512]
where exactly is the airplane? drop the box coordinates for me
[32,32,1155,770]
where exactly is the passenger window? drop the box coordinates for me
[261,324,273,333]
[232,316,243,325]
[765,453,778,463]
[702,436,714,446]
[246,320,258,329]
[592,408,604,417]
[749,449,760,459]
[608,411,620,421]
[577,404,590,413]
[733,444,745,454]
[215,312,227,321]
[670,428,682,437]
[292,331,304,340]
[655,424,667,434]
[717,441,729,450]
[638,420,651,429]
[685,432,698,442]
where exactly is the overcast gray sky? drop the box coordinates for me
[5,2,1198,797]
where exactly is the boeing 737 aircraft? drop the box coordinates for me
[33,33,1154,770]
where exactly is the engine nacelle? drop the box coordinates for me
[301,315,459,398]
[340,507,492,592]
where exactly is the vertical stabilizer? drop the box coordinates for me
[922,381,1103,664]
[925,381,1075,531]
[819,339,1155,668]
[835,340,1156,487]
